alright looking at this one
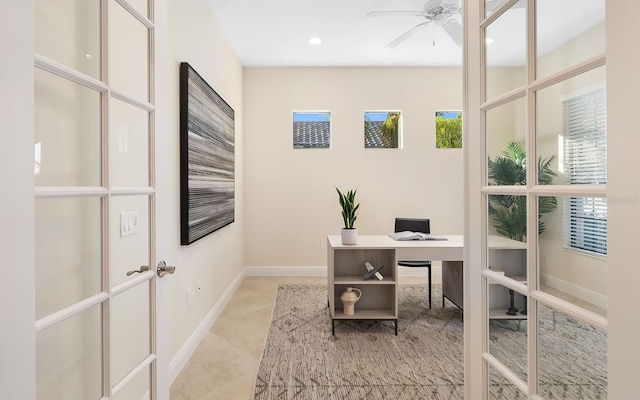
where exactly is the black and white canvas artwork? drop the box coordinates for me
[180,62,235,245]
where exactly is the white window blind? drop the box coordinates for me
[562,87,607,255]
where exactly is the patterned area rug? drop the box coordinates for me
[252,284,606,399]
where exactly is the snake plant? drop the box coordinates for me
[336,187,360,229]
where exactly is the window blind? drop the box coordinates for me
[562,87,607,255]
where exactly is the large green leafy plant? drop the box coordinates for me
[487,141,558,241]
[336,187,360,229]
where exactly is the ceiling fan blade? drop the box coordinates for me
[443,20,463,46]
[385,22,430,49]
[366,11,424,17]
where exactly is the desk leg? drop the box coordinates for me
[521,295,528,315]
[506,289,519,316]
[442,261,464,310]
[395,320,398,335]
[428,265,432,309]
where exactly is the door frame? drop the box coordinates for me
[0,1,36,399]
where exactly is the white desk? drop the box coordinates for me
[327,235,463,335]
[327,234,526,334]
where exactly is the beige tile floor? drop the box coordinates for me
[169,275,605,399]
[169,275,429,400]
[170,276,326,400]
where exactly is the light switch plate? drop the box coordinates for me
[120,211,139,237]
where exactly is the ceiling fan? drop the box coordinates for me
[366,0,524,48]
[366,0,463,48]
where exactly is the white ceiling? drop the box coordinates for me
[207,0,605,67]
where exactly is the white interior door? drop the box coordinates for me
[32,1,169,399]
[466,0,608,398]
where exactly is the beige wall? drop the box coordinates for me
[243,67,464,267]
[166,0,245,359]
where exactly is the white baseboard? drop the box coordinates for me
[244,265,442,278]
[541,273,608,310]
[168,269,245,385]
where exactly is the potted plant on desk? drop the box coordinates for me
[336,187,360,245]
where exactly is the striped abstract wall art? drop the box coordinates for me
[180,62,235,245]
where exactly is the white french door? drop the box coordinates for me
[465,0,608,398]
[32,1,169,399]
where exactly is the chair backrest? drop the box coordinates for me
[394,218,430,234]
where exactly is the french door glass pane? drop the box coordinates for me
[110,195,150,287]
[35,197,102,319]
[126,0,149,19]
[535,66,606,185]
[111,281,151,386]
[34,68,102,187]
[485,0,526,101]
[488,363,527,399]
[488,194,528,245]
[36,304,103,400]
[486,97,526,186]
[538,303,607,398]
[538,195,607,316]
[112,364,150,400]
[109,1,149,102]
[488,232,527,282]
[536,0,606,79]
[34,0,100,79]
[109,97,150,187]
[488,282,528,383]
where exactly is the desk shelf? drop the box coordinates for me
[328,237,398,335]
[489,308,527,320]
[332,309,396,319]
[488,246,527,321]
[334,276,396,285]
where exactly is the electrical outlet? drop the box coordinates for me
[186,288,192,306]
[317,240,323,250]
[196,280,201,297]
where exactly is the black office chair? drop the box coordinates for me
[395,218,433,309]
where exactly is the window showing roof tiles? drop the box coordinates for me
[364,121,385,148]
[293,120,331,148]
[293,112,331,149]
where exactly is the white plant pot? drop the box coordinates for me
[341,228,357,245]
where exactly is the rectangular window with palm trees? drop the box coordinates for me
[364,111,401,148]
[435,111,462,148]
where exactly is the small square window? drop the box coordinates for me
[436,111,462,148]
[364,111,401,148]
[293,112,331,149]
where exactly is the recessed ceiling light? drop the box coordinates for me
[308,37,322,45]
[485,38,494,45]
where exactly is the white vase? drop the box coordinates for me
[341,228,357,245]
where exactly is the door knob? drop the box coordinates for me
[157,261,175,278]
